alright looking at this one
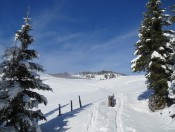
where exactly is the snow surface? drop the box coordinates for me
[38,73,175,132]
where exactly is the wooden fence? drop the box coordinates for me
[58,95,82,116]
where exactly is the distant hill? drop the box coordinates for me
[51,72,82,79]
[51,71,125,80]
[79,70,126,76]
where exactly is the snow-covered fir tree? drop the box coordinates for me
[170,4,175,23]
[0,10,52,132]
[168,4,175,101]
[131,0,173,111]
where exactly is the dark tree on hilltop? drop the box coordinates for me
[0,10,52,132]
[131,0,173,111]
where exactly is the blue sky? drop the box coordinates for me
[0,0,174,74]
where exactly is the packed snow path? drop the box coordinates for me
[87,102,117,132]
[39,74,175,132]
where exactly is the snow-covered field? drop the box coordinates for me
[38,73,175,132]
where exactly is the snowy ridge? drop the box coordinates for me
[51,71,124,81]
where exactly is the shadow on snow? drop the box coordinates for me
[40,103,92,132]
[44,103,69,118]
[138,89,154,100]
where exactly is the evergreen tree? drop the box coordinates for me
[170,4,175,23]
[0,11,52,131]
[168,4,175,101]
[131,0,173,111]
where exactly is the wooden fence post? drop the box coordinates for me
[71,100,73,111]
[79,95,82,108]
[59,104,61,116]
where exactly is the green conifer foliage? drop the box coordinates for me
[0,12,52,132]
[132,0,173,111]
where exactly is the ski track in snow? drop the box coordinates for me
[87,101,117,132]
[92,84,125,132]
[87,103,98,132]
[91,92,129,132]
[86,87,123,132]
[115,93,125,132]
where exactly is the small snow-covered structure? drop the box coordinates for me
[108,95,116,107]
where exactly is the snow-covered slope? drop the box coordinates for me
[38,73,175,132]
